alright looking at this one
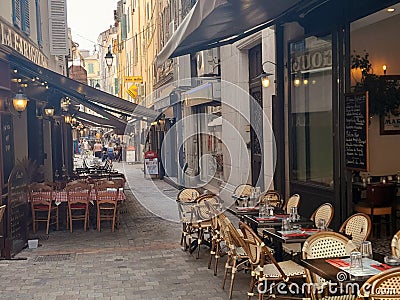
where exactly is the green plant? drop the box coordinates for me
[351,51,400,116]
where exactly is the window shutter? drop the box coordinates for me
[121,14,127,40]
[12,0,22,28]
[48,0,68,55]
[21,0,30,35]
[35,0,42,45]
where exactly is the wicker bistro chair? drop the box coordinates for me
[218,214,250,300]
[302,231,358,300]
[29,182,59,234]
[391,229,400,257]
[232,184,254,206]
[357,267,400,300]
[65,181,90,233]
[176,188,200,250]
[239,221,305,300]
[189,194,221,258]
[95,181,121,232]
[257,190,283,208]
[283,193,301,214]
[339,213,372,250]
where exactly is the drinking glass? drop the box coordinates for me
[282,218,290,231]
[290,207,298,222]
[259,204,267,218]
[361,241,373,259]
[317,218,326,231]
[191,191,197,201]
[350,251,363,270]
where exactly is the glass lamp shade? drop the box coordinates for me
[12,92,29,112]
[105,50,114,67]
[64,115,72,124]
[261,76,270,88]
[44,106,55,117]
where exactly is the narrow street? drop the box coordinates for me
[0,163,249,300]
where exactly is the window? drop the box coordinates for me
[289,34,333,187]
[13,0,30,35]
[88,63,94,74]
[114,78,119,95]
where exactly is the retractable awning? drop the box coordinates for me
[156,0,329,66]
[7,49,159,122]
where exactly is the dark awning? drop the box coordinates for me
[7,49,159,121]
[156,0,329,66]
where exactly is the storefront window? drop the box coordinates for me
[289,34,333,187]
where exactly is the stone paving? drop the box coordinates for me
[0,163,250,300]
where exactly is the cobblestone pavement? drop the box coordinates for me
[0,163,250,300]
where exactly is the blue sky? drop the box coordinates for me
[67,0,118,52]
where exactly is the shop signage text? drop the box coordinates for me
[291,49,332,73]
[125,76,143,83]
[0,19,48,67]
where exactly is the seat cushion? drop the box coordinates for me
[258,260,305,278]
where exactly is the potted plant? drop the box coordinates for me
[351,51,400,116]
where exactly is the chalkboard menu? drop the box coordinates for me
[345,92,368,170]
[1,114,14,186]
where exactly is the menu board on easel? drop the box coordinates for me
[345,92,369,171]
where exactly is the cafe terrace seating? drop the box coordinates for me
[95,181,121,232]
[302,231,358,300]
[176,188,200,250]
[391,229,400,257]
[239,221,305,299]
[283,193,301,214]
[283,202,334,257]
[65,181,90,233]
[357,267,400,300]
[354,183,396,237]
[339,213,372,249]
[257,190,283,208]
[29,182,59,235]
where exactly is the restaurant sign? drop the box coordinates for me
[0,18,48,67]
[291,48,332,73]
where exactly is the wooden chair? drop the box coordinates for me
[283,202,334,256]
[339,213,372,249]
[95,181,120,232]
[357,267,400,299]
[176,188,200,249]
[302,231,358,300]
[391,229,400,257]
[354,183,396,236]
[257,190,283,208]
[283,193,300,214]
[0,204,5,223]
[65,181,90,233]
[239,221,305,300]
[29,182,58,234]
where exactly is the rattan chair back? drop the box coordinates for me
[0,205,5,223]
[233,184,254,198]
[177,188,200,202]
[391,229,400,257]
[357,267,400,300]
[257,190,283,208]
[339,213,372,249]
[283,193,300,214]
[310,203,334,228]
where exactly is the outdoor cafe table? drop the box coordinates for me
[263,227,320,261]
[300,253,387,281]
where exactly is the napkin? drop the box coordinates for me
[301,228,319,232]
[282,233,309,238]
[236,206,259,211]
[371,264,392,271]
[256,217,278,221]
[275,214,290,218]
[325,259,350,268]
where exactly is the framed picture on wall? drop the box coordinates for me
[380,112,400,135]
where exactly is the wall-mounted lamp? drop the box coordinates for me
[64,114,72,124]
[258,61,276,88]
[12,90,29,116]
[383,64,387,75]
[105,47,114,68]
[44,104,55,117]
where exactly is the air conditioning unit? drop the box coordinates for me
[196,48,220,77]
[137,83,145,97]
